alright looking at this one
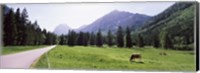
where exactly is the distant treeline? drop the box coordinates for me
[3,6,58,46]
[59,26,173,50]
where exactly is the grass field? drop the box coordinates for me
[2,45,47,55]
[33,45,195,71]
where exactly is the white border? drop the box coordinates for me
[0,0,197,3]
[0,0,199,73]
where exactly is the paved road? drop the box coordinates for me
[0,45,56,69]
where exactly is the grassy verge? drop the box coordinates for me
[1,45,47,55]
[33,45,195,71]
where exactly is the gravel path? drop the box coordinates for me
[0,45,56,69]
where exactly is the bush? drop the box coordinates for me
[174,43,194,51]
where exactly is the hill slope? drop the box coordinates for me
[135,2,195,47]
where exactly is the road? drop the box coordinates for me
[0,45,56,69]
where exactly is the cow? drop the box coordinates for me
[129,53,142,63]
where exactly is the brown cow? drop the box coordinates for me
[130,53,142,62]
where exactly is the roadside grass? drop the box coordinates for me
[34,45,195,71]
[1,45,48,55]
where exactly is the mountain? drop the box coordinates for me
[53,24,71,36]
[135,2,195,46]
[75,24,88,32]
[80,10,151,34]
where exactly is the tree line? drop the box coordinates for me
[59,26,173,49]
[3,6,58,46]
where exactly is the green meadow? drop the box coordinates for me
[2,45,47,55]
[33,45,195,71]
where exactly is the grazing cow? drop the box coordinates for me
[130,53,142,62]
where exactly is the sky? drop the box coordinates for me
[7,2,175,32]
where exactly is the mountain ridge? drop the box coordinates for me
[54,10,151,35]
[53,24,71,36]
[79,10,151,33]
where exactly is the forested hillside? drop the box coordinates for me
[134,2,195,50]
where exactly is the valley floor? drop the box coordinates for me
[33,45,195,71]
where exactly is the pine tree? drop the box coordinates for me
[83,32,90,46]
[126,27,133,48]
[72,31,77,46]
[96,30,103,47]
[137,34,144,47]
[15,8,22,45]
[107,30,113,47]
[117,26,124,47]
[20,8,29,45]
[3,8,17,46]
[153,35,160,48]
[59,35,65,45]
[26,21,34,45]
[77,32,84,45]
[52,34,58,44]
[34,21,41,45]
[45,32,51,45]
[67,30,77,46]
[89,32,95,45]
[163,33,173,49]
[67,30,71,46]
[39,33,46,45]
